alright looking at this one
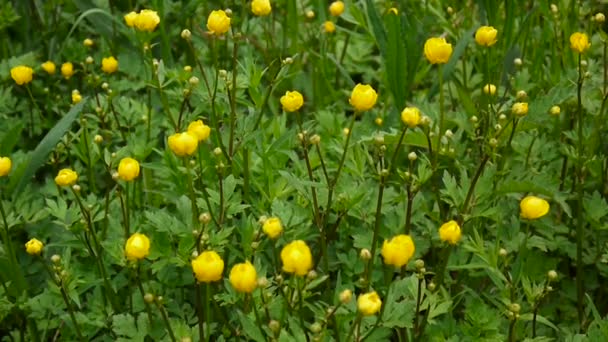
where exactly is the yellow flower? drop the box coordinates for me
[520,195,550,220]
[550,105,561,116]
[381,234,415,268]
[475,26,498,47]
[424,37,453,64]
[281,240,313,276]
[124,11,138,27]
[61,62,74,79]
[400,106,421,128]
[251,0,272,16]
[229,261,257,293]
[357,291,382,316]
[483,84,497,96]
[55,168,78,187]
[187,120,211,142]
[101,56,118,74]
[323,21,336,33]
[388,7,398,15]
[168,132,198,157]
[71,90,82,104]
[10,66,33,85]
[512,102,528,117]
[83,38,94,47]
[207,10,231,35]
[263,217,283,239]
[0,157,11,177]
[125,233,150,261]
[439,220,462,245]
[349,84,378,112]
[280,90,304,112]
[118,157,140,181]
[192,251,224,282]
[570,32,590,54]
[25,238,44,256]
[135,9,160,32]
[329,1,345,17]
[41,61,56,75]
[375,117,383,126]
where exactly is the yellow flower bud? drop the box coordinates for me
[439,220,462,245]
[263,217,283,239]
[117,157,140,181]
[0,157,12,177]
[101,56,119,74]
[424,37,453,64]
[168,132,199,157]
[512,102,528,117]
[520,195,550,220]
[375,117,383,126]
[483,84,497,96]
[550,105,561,116]
[595,13,606,23]
[83,38,94,47]
[61,62,74,79]
[280,240,313,276]
[323,21,336,33]
[187,120,211,142]
[124,11,138,27]
[357,291,382,316]
[329,1,345,17]
[125,233,150,261]
[55,168,78,187]
[207,10,231,35]
[251,0,272,16]
[25,238,44,256]
[280,90,304,112]
[570,32,590,54]
[306,10,315,19]
[71,90,82,104]
[349,83,378,112]
[381,234,415,268]
[10,66,33,85]
[400,106,421,128]
[41,61,56,75]
[475,26,498,47]
[339,289,353,304]
[229,261,258,293]
[192,250,224,282]
[135,9,160,32]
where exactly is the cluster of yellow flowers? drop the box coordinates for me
[124,9,161,32]
[166,120,211,157]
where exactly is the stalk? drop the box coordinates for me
[575,53,585,328]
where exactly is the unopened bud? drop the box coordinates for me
[184,65,192,72]
[310,322,322,334]
[547,270,558,281]
[310,134,321,145]
[51,254,61,264]
[269,320,281,333]
[550,4,558,14]
[111,171,119,180]
[516,90,527,100]
[282,57,293,65]
[374,135,384,145]
[307,270,317,280]
[550,106,561,116]
[514,58,523,66]
[360,248,371,260]
[199,213,211,224]
[421,115,431,125]
[489,138,498,147]
[251,241,259,250]
[181,29,192,40]
[499,248,508,257]
[339,289,353,304]
[444,129,453,138]
[408,152,418,161]
[257,277,269,288]
[85,56,94,64]
[213,147,222,156]
[144,293,155,303]
[470,115,478,123]
[101,82,109,90]
[494,124,502,131]
[414,259,425,270]
[509,303,521,313]
[595,13,606,23]
[427,282,436,291]
[189,76,199,86]
[72,184,81,192]
[306,10,315,19]
[219,69,227,78]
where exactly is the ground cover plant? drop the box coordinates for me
[1,0,608,341]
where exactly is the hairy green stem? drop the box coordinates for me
[575,53,585,329]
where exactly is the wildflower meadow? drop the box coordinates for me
[2,0,608,341]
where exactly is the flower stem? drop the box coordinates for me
[575,53,586,329]
[134,265,153,325]
[195,283,205,342]
[59,281,84,341]
[156,301,177,342]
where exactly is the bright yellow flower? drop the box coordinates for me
[280,91,304,112]
[0,157,11,177]
[10,66,33,85]
[263,217,283,239]
[125,233,150,261]
[483,84,497,96]
[25,238,44,256]
[570,32,590,54]
[168,132,199,157]
[61,62,74,79]
[187,120,211,142]
[381,234,415,268]
[251,0,272,16]
[520,195,550,220]
[550,105,561,116]
[475,26,498,47]
[323,21,336,33]
[329,1,345,17]
[349,84,378,112]
[357,291,382,316]
[439,220,461,245]
[424,37,453,64]
[135,9,160,32]
[207,10,231,35]
[192,251,224,283]
[229,261,257,293]
[55,168,78,187]
[512,102,528,117]
[118,157,140,181]
[281,240,313,276]
[124,11,138,27]
[400,106,421,128]
[101,56,118,74]
[71,90,82,104]
[41,61,56,75]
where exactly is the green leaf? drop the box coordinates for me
[237,310,265,341]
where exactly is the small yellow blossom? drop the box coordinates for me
[187,120,211,142]
[324,21,336,33]
[280,91,304,112]
[41,61,56,75]
[118,157,140,181]
[251,0,272,16]
[168,132,198,157]
[512,102,528,117]
[357,291,382,316]
[281,240,313,276]
[25,238,44,256]
[10,66,33,85]
[61,62,74,79]
[475,26,498,47]
[55,168,78,187]
[349,84,378,112]
[570,32,590,54]
[125,233,150,261]
[101,56,118,74]
[483,84,497,96]
[71,90,82,104]
[439,220,462,245]
[83,38,94,47]
[381,234,415,268]
[207,10,231,35]
[263,217,283,239]
[520,196,550,220]
[192,251,224,282]
[135,9,160,32]
[124,11,138,27]
[0,157,12,177]
[401,107,421,128]
[229,261,257,293]
[424,37,453,64]
[329,1,345,17]
[550,105,561,116]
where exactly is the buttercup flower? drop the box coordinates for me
[207,10,231,35]
[329,1,345,17]
[251,0,272,16]
[439,220,462,245]
[401,106,421,128]
[25,238,44,256]
[41,61,56,75]
[168,132,198,156]
[101,56,118,74]
[424,37,453,64]
[323,21,336,33]
[483,84,497,96]
[381,234,415,268]
[357,291,382,316]
[135,9,160,32]
[83,38,94,47]
[125,233,150,261]
[229,261,258,293]
[349,84,378,112]
[512,102,528,117]
[187,120,211,141]
[281,240,313,276]
[61,62,74,79]
[520,195,550,220]
[550,105,561,116]
[124,11,138,27]
[118,157,140,181]
[475,26,498,47]
[55,168,78,187]
[10,66,33,85]
[263,217,283,239]
[280,91,304,112]
[570,32,590,54]
[0,157,11,177]
[71,90,81,104]
[192,251,224,282]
